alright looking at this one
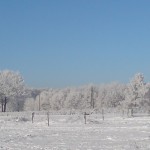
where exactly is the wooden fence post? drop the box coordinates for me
[32,112,35,123]
[47,111,49,126]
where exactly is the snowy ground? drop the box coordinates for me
[0,112,150,150]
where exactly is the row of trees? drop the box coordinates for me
[25,73,150,115]
[0,70,150,115]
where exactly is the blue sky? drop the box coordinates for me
[0,0,150,88]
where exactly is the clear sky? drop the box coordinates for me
[0,0,150,88]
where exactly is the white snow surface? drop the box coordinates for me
[0,112,150,150]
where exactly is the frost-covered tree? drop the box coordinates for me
[24,98,35,111]
[89,85,98,109]
[65,88,81,110]
[30,88,42,111]
[124,73,148,116]
[39,90,51,110]
[0,70,26,112]
[106,83,125,108]
[81,85,98,109]
[51,88,71,110]
[144,83,150,112]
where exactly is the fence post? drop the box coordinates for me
[47,111,49,126]
[32,112,35,123]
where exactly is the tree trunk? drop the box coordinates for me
[127,108,129,117]
[39,94,41,111]
[17,101,20,112]
[84,112,87,124]
[47,112,50,126]
[1,102,4,112]
[122,109,125,119]
[4,97,7,112]
[131,108,133,117]
[1,98,4,112]
[102,109,104,121]
[91,86,94,109]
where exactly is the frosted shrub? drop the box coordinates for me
[16,117,29,122]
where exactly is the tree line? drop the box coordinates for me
[0,70,150,116]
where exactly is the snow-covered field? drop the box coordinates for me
[0,112,150,150]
